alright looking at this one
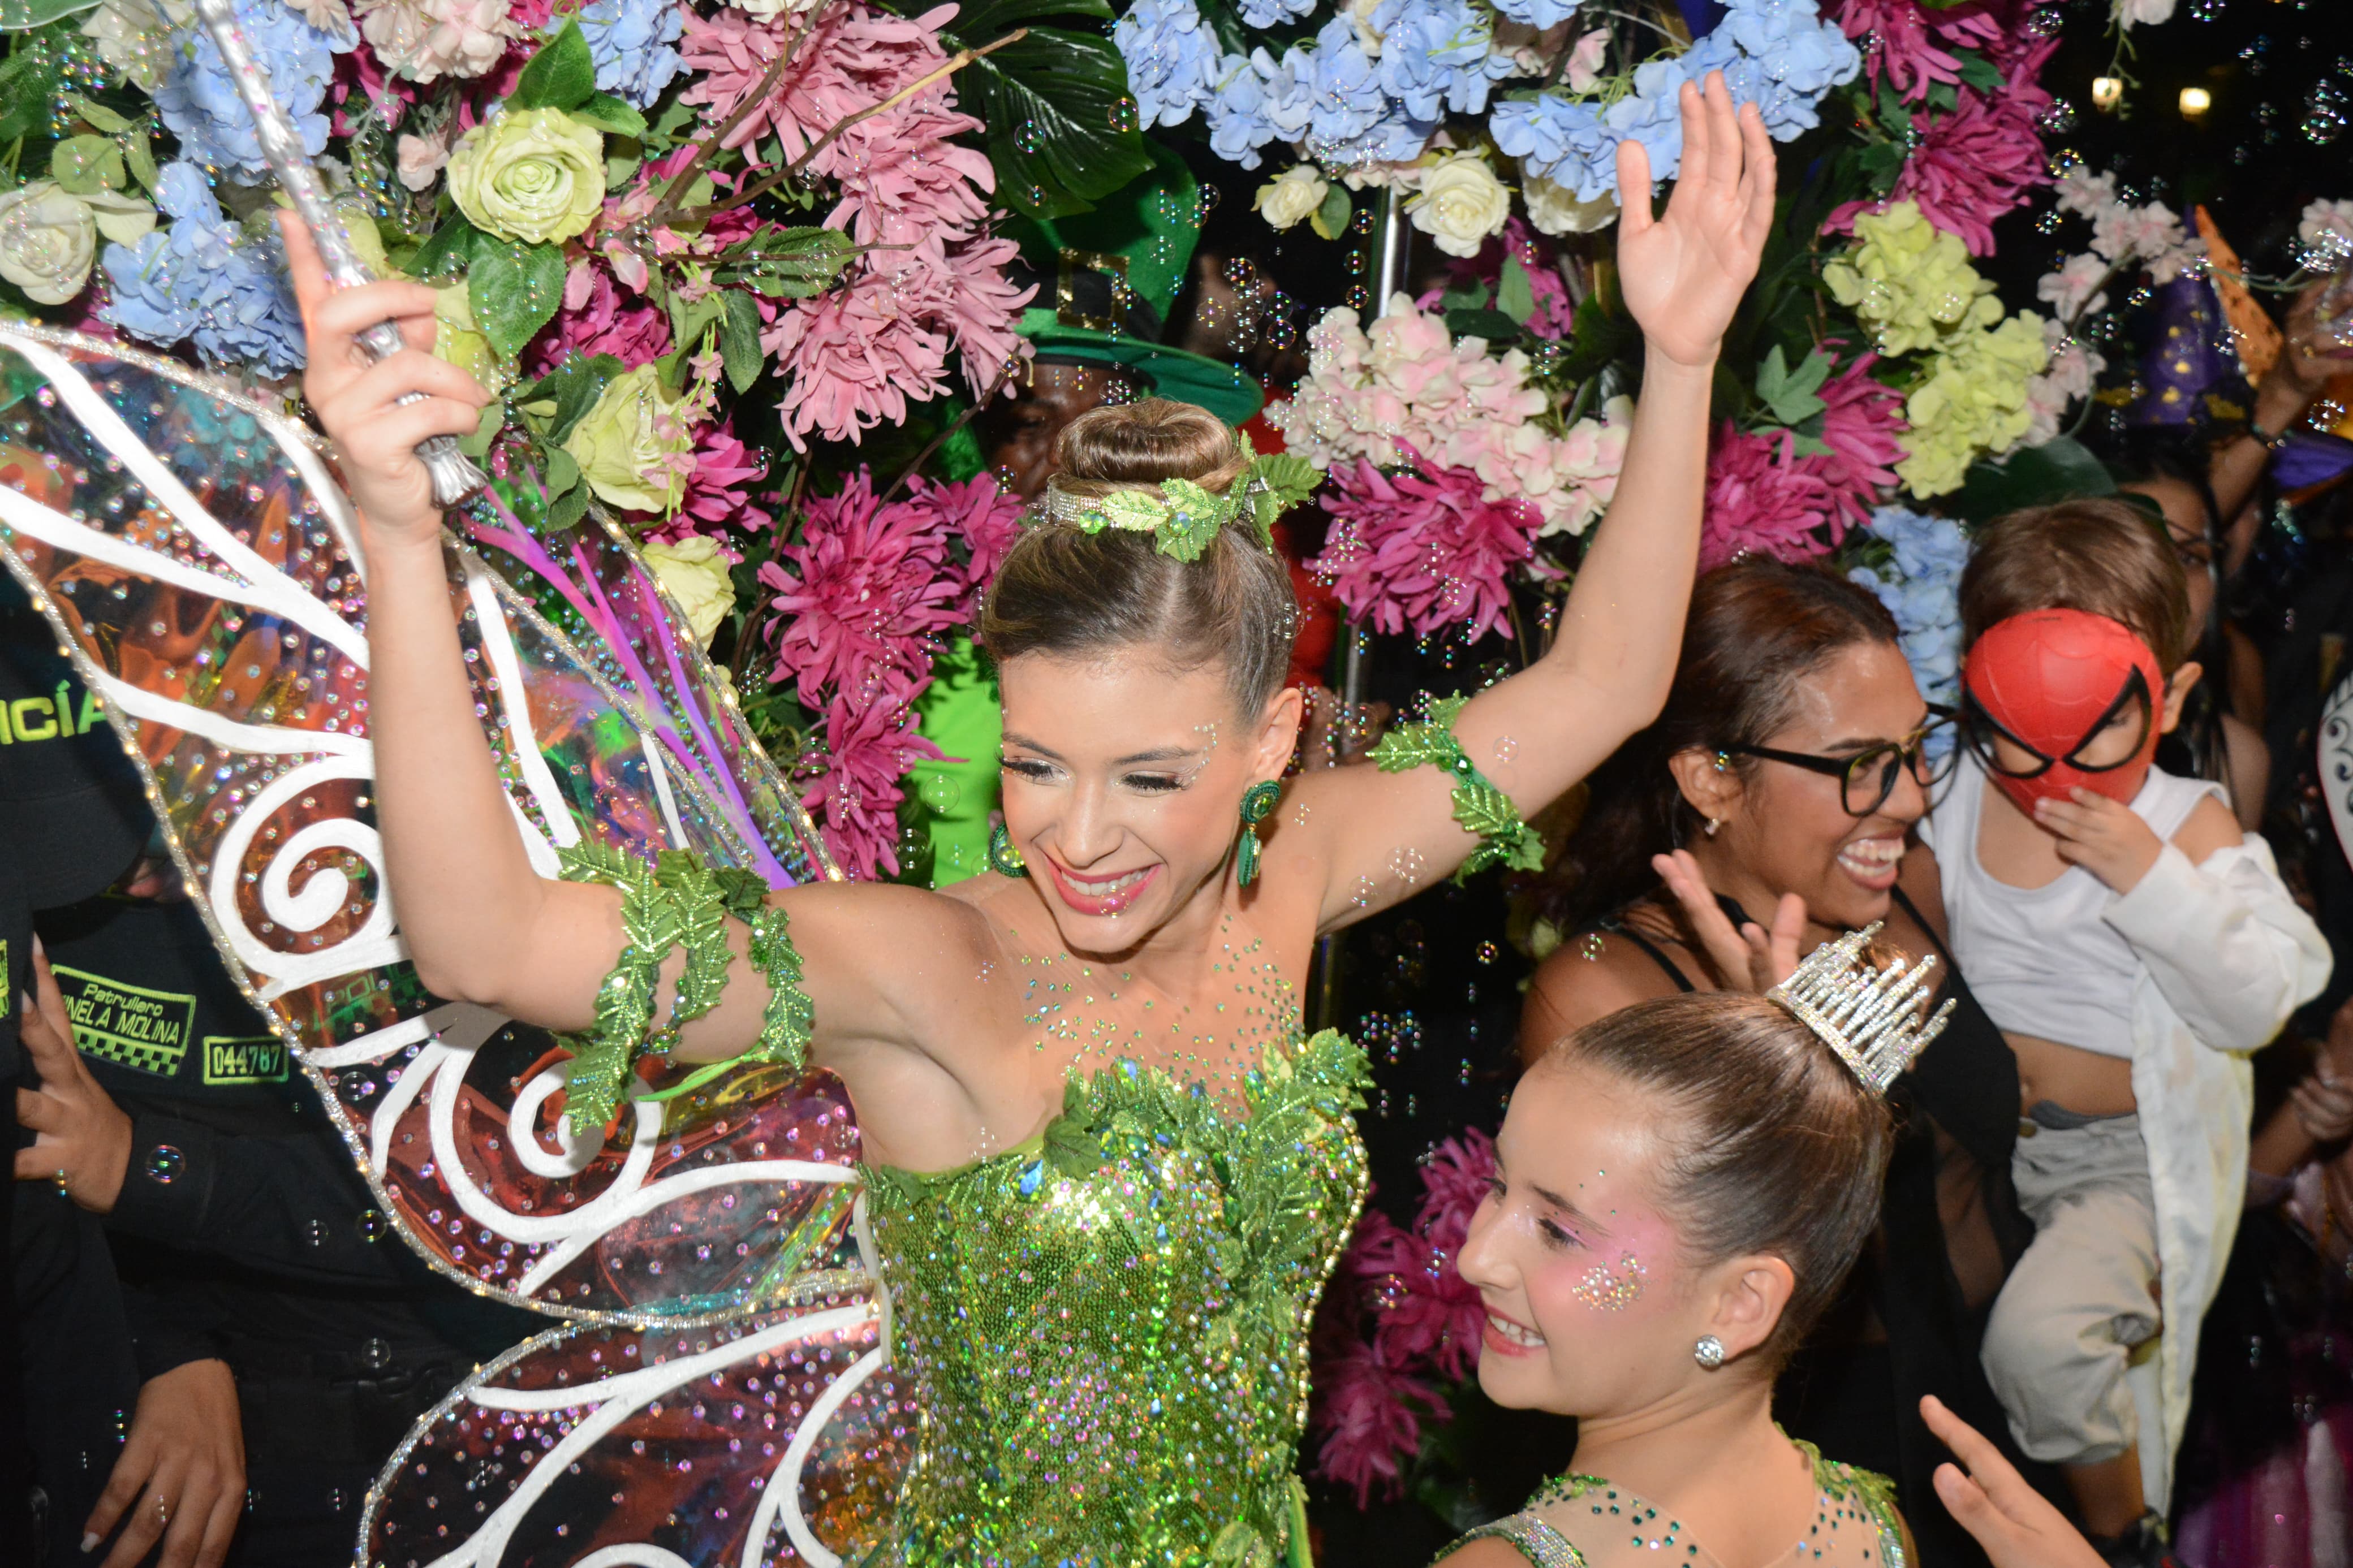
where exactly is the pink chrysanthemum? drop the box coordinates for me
[1815,356,1910,527]
[1831,0,2003,103]
[1824,36,2055,256]
[801,687,942,879]
[762,264,953,447]
[757,468,967,707]
[1700,425,1845,572]
[641,420,774,542]
[1311,452,1544,643]
[527,262,672,375]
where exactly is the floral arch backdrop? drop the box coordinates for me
[1,0,2346,889]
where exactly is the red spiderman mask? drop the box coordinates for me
[1962,609,2165,818]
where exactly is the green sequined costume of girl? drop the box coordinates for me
[1440,1444,1912,1568]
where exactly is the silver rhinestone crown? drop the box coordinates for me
[1764,922,1954,1095]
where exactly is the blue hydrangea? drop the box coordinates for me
[1236,0,1315,28]
[152,0,350,184]
[1302,18,1386,153]
[1850,504,1970,740]
[1494,0,1856,198]
[1374,0,1515,121]
[1488,0,1585,27]
[1113,0,1226,128]
[1716,0,1862,139]
[101,162,306,377]
[1204,51,1277,169]
[576,0,685,110]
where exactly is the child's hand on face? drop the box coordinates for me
[2032,788,2162,892]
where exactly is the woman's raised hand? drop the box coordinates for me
[1653,848,1805,990]
[1614,72,1775,370]
[282,214,493,547]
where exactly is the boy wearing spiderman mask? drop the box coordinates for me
[1916,500,2330,1567]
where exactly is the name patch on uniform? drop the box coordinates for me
[202,1034,288,1085]
[54,965,195,1077]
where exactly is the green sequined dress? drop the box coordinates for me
[1438,1444,1910,1568]
[860,1027,1372,1567]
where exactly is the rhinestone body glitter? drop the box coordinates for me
[1569,1251,1649,1312]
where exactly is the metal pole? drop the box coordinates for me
[1310,186,1411,1035]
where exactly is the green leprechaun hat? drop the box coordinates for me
[1000,143,1264,429]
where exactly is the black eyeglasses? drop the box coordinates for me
[1719,708,1956,817]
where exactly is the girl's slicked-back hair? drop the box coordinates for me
[979,399,1298,715]
[1540,990,1895,1368]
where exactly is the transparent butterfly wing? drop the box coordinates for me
[0,324,855,1325]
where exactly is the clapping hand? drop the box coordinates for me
[1614,73,1776,370]
[1652,849,1805,990]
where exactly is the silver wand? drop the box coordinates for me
[189,0,487,507]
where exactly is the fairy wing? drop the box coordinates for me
[0,322,855,1323]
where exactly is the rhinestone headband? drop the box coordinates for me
[1764,923,1954,1095]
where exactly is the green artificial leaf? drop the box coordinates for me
[1951,435,2117,524]
[470,239,566,361]
[1875,80,1912,137]
[1439,282,1490,314]
[1555,292,1638,382]
[666,290,726,353]
[514,352,624,444]
[0,0,100,25]
[64,93,132,133]
[459,400,505,460]
[1852,139,1907,192]
[1309,183,1351,241]
[49,134,124,195]
[547,480,592,531]
[648,96,700,145]
[544,446,582,498]
[409,215,483,280]
[714,226,857,297]
[1954,53,2006,92]
[929,0,1149,219]
[1755,344,1832,427]
[511,19,597,112]
[122,127,158,196]
[1924,80,1958,114]
[1497,257,1537,327]
[0,45,61,146]
[720,290,765,394]
[1443,307,1522,344]
[1242,452,1320,541]
[1154,480,1226,561]
[570,91,647,140]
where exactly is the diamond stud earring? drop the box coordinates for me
[1693,1335,1726,1370]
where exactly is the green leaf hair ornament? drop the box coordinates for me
[1037,437,1323,563]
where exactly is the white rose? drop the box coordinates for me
[2112,0,2175,25]
[1521,169,1617,236]
[640,537,736,649]
[1255,166,1329,231]
[81,0,192,90]
[1404,154,1510,259]
[0,182,150,306]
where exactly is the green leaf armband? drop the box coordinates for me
[554,844,816,1134]
[1366,694,1547,883]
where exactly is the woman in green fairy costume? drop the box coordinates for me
[283,75,1771,1568]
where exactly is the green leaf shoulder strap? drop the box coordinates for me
[1365,694,1548,883]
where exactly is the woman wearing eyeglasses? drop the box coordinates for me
[1520,556,2044,1568]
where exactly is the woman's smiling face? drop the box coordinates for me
[995,647,1296,956]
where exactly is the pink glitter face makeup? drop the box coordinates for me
[1569,1251,1648,1312]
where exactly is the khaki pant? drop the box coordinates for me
[1981,1107,2161,1466]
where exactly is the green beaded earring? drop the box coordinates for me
[988,822,1028,878]
[1235,780,1282,888]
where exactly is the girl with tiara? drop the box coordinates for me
[278,75,1772,1567]
[1439,934,1952,1568]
